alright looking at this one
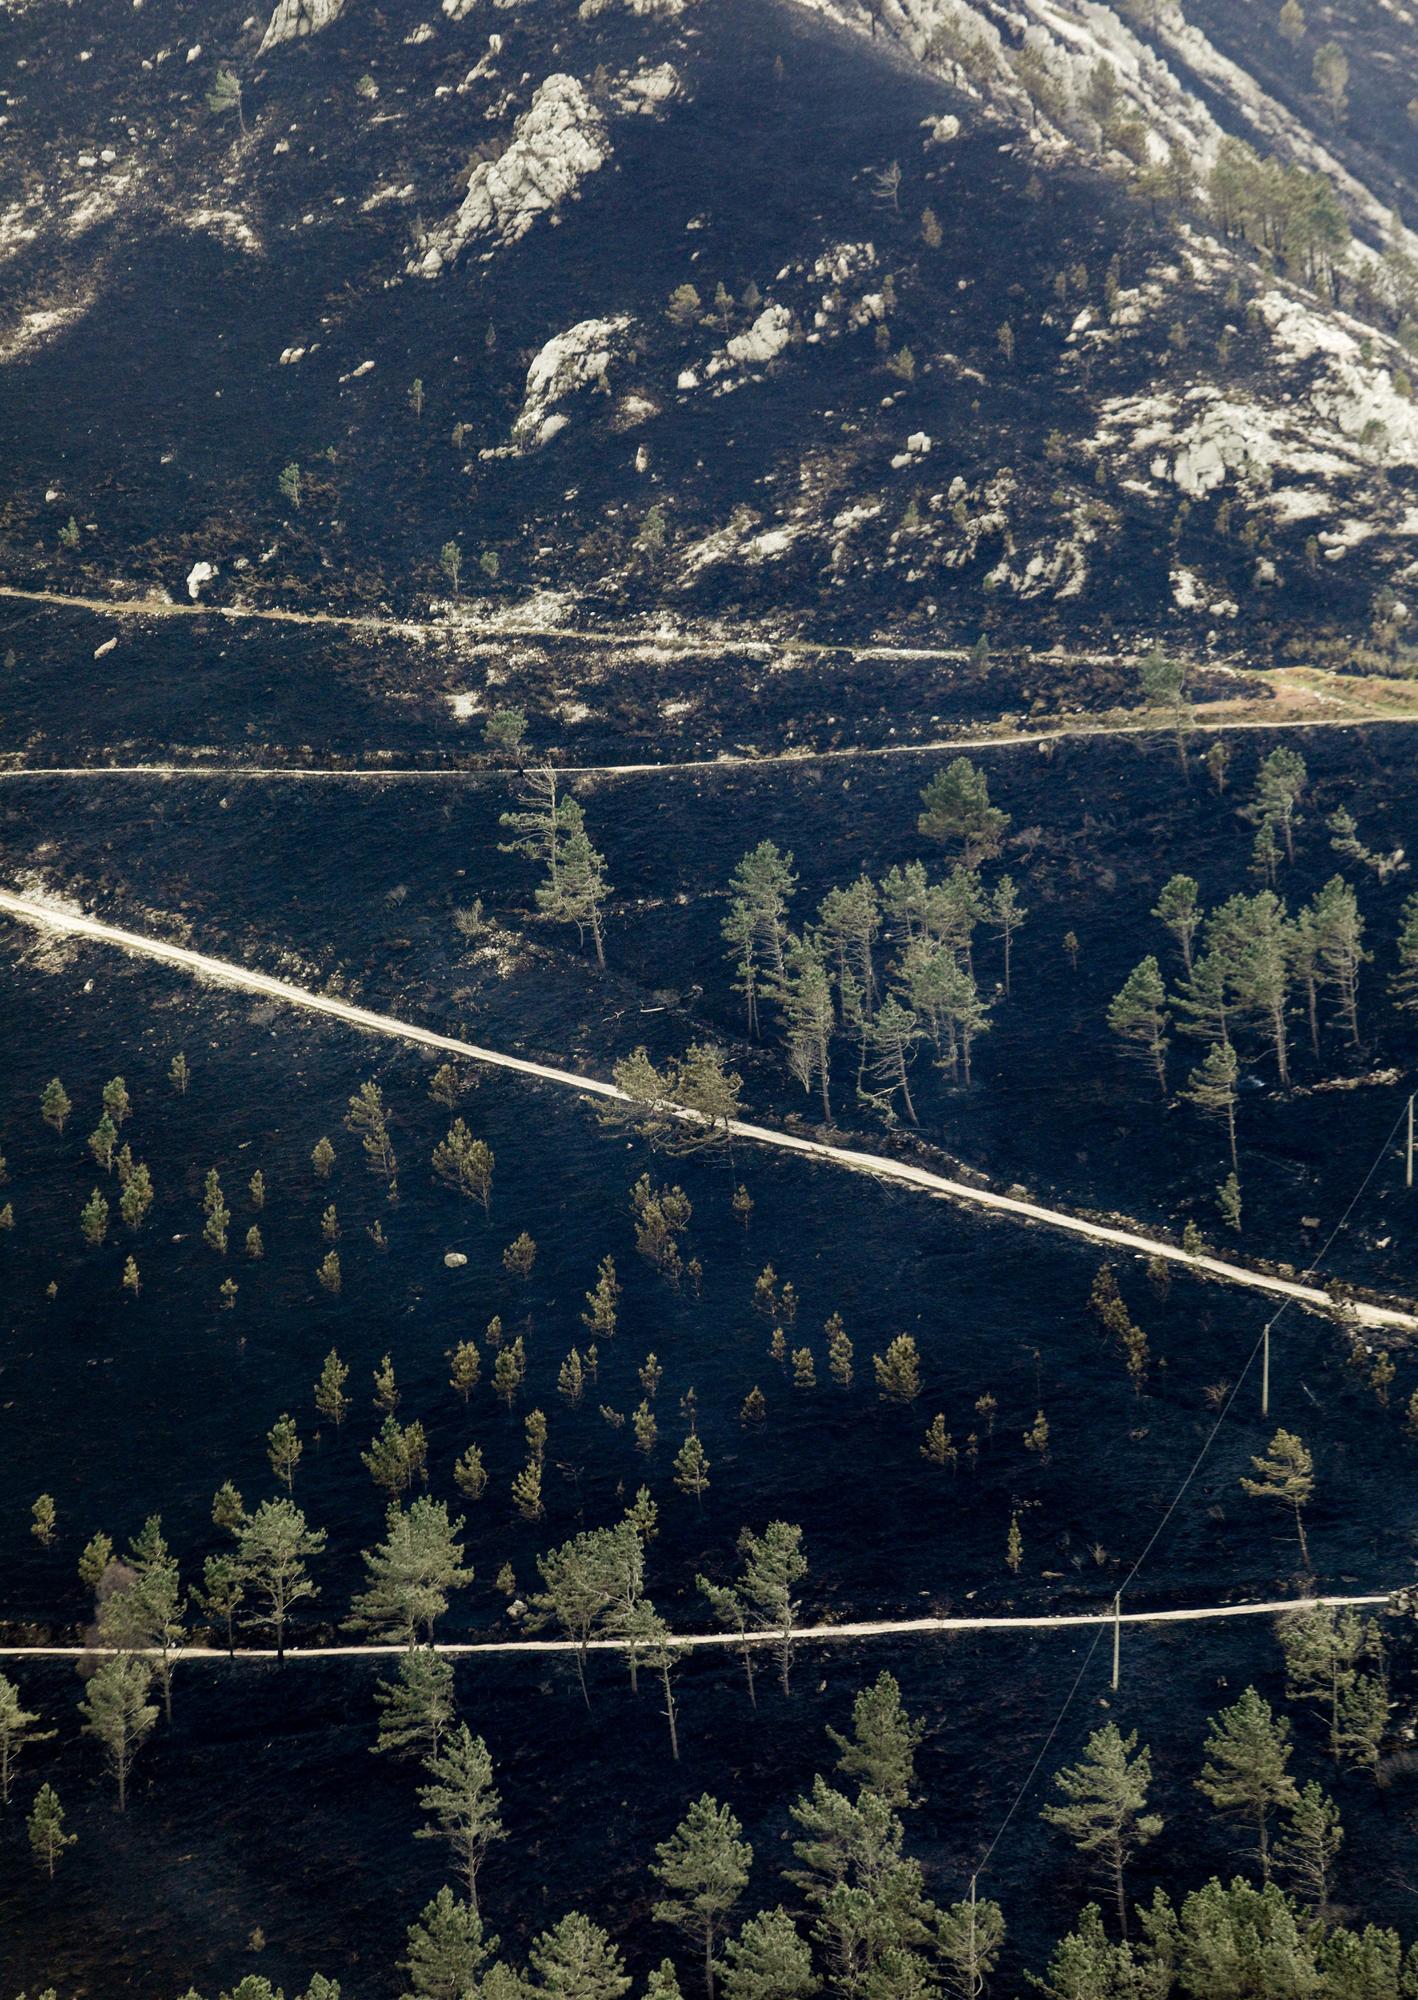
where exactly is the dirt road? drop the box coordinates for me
[3,886,1412,1332]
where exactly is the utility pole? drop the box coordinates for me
[1261,1320,1270,1420]
[1111,1592,1121,1692]
[1407,1093,1413,1190]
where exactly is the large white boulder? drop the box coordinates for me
[510,315,633,448]
[413,75,609,273]
[724,304,792,368]
[259,0,344,54]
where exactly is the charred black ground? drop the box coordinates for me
[4,0,1418,1993]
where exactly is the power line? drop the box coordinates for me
[968,1089,1412,1896]
[971,1625,1108,1885]
[1117,1093,1409,1600]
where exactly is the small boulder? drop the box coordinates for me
[443,1250,469,1268]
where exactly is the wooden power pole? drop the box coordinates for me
[1111,1593,1121,1692]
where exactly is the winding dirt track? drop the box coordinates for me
[0,584,992,661]
[0,585,426,638]
[0,1593,1393,1663]
[2,887,1412,1331]
[4,584,1414,779]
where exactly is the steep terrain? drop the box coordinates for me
[8,6,1418,1997]
[0,0,1414,655]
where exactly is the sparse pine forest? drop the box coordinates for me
[5,0,1418,1987]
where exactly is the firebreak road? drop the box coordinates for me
[0,700,1403,783]
[0,1593,1395,1663]
[2,886,1414,1333]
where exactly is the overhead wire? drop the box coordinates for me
[968,1089,1413,1894]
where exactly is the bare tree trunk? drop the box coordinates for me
[1342,969,1359,1044]
[897,1053,918,1125]
[1272,1007,1290,1090]
[546,769,561,893]
[662,1666,679,1762]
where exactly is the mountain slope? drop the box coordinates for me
[0,0,1413,656]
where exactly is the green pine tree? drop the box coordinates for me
[1196,1686,1299,1881]
[0,1673,55,1805]
[401,1885,497,2000]
[345,1499,472,1647]
[27,1782,75,1876]
[528,1912,631,1999]
[416,1725,504,1915]
[40,1078,71,1134]
[826,1671,923,1810]
[716,1909,816,2000]
[1041,1724,1162,1934]
[873,1335,922,1403]
[79,1656,158,1810]
[373,1646,457,1762]
[673,1434,711,1504]
[651,1795,752,2000]
[1240,1430,1314,1568]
